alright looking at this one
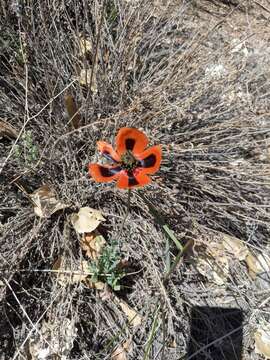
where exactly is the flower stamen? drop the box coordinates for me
[121,150,139,171]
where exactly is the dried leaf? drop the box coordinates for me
[168,338,177,348]
[30,185,69,218]
[70,207,105,234]
[196,242,229,285]
[80,231,107,260]
[79,68,98,93]
[114,297,142,328]
[246,254,259,279]
[222,234,249,261]
[0,120,18,139]
[53,257,89,286]
[79,36,93,57]
[255,323,270,359]
[64,94,81,129]
[246,253,270,279]
[77,36,97,92]
[28,317,77,359]
[93,281,106,290]
[84,279,106,290]
[111,340,132,360]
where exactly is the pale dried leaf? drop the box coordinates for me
[28,317,77,359]
[79,36,93,56]
[94,281,106,290]
[168,339,177,348]
[70,207,105,234]
[246,253,270,279]
[114,297,142,327]
[30,185,69,218]
[246,254,259,280]
[196,242,229,285]
[79,68,97,93]
[80,231,106,260]
[255,324,270,359]
[222,234,249,261]
[111,340,131,360]
[196,258,228,285]
[0,120,18,138]
[84,279,105,290]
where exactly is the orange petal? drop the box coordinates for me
[136,145,162,175]
[89,164,121,183]
[116,128,148,156]
[116,170,151,189]
[97,141,120,162]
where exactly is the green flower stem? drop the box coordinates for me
[127,187,131,212]
[118,188,132,250]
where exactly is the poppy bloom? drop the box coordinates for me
[89,128,162,189]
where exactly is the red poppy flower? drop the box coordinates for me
[89,128,162,189]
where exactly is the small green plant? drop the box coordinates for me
[14,130,39,166]
[89,240,125,291]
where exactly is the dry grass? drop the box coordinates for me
[1,0,270,359]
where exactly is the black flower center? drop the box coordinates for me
[121,150,138,171]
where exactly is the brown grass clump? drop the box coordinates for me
[1,1,270,359]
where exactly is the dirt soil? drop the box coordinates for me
[1,0,270,359]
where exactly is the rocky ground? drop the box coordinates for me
[0,1,270,359]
